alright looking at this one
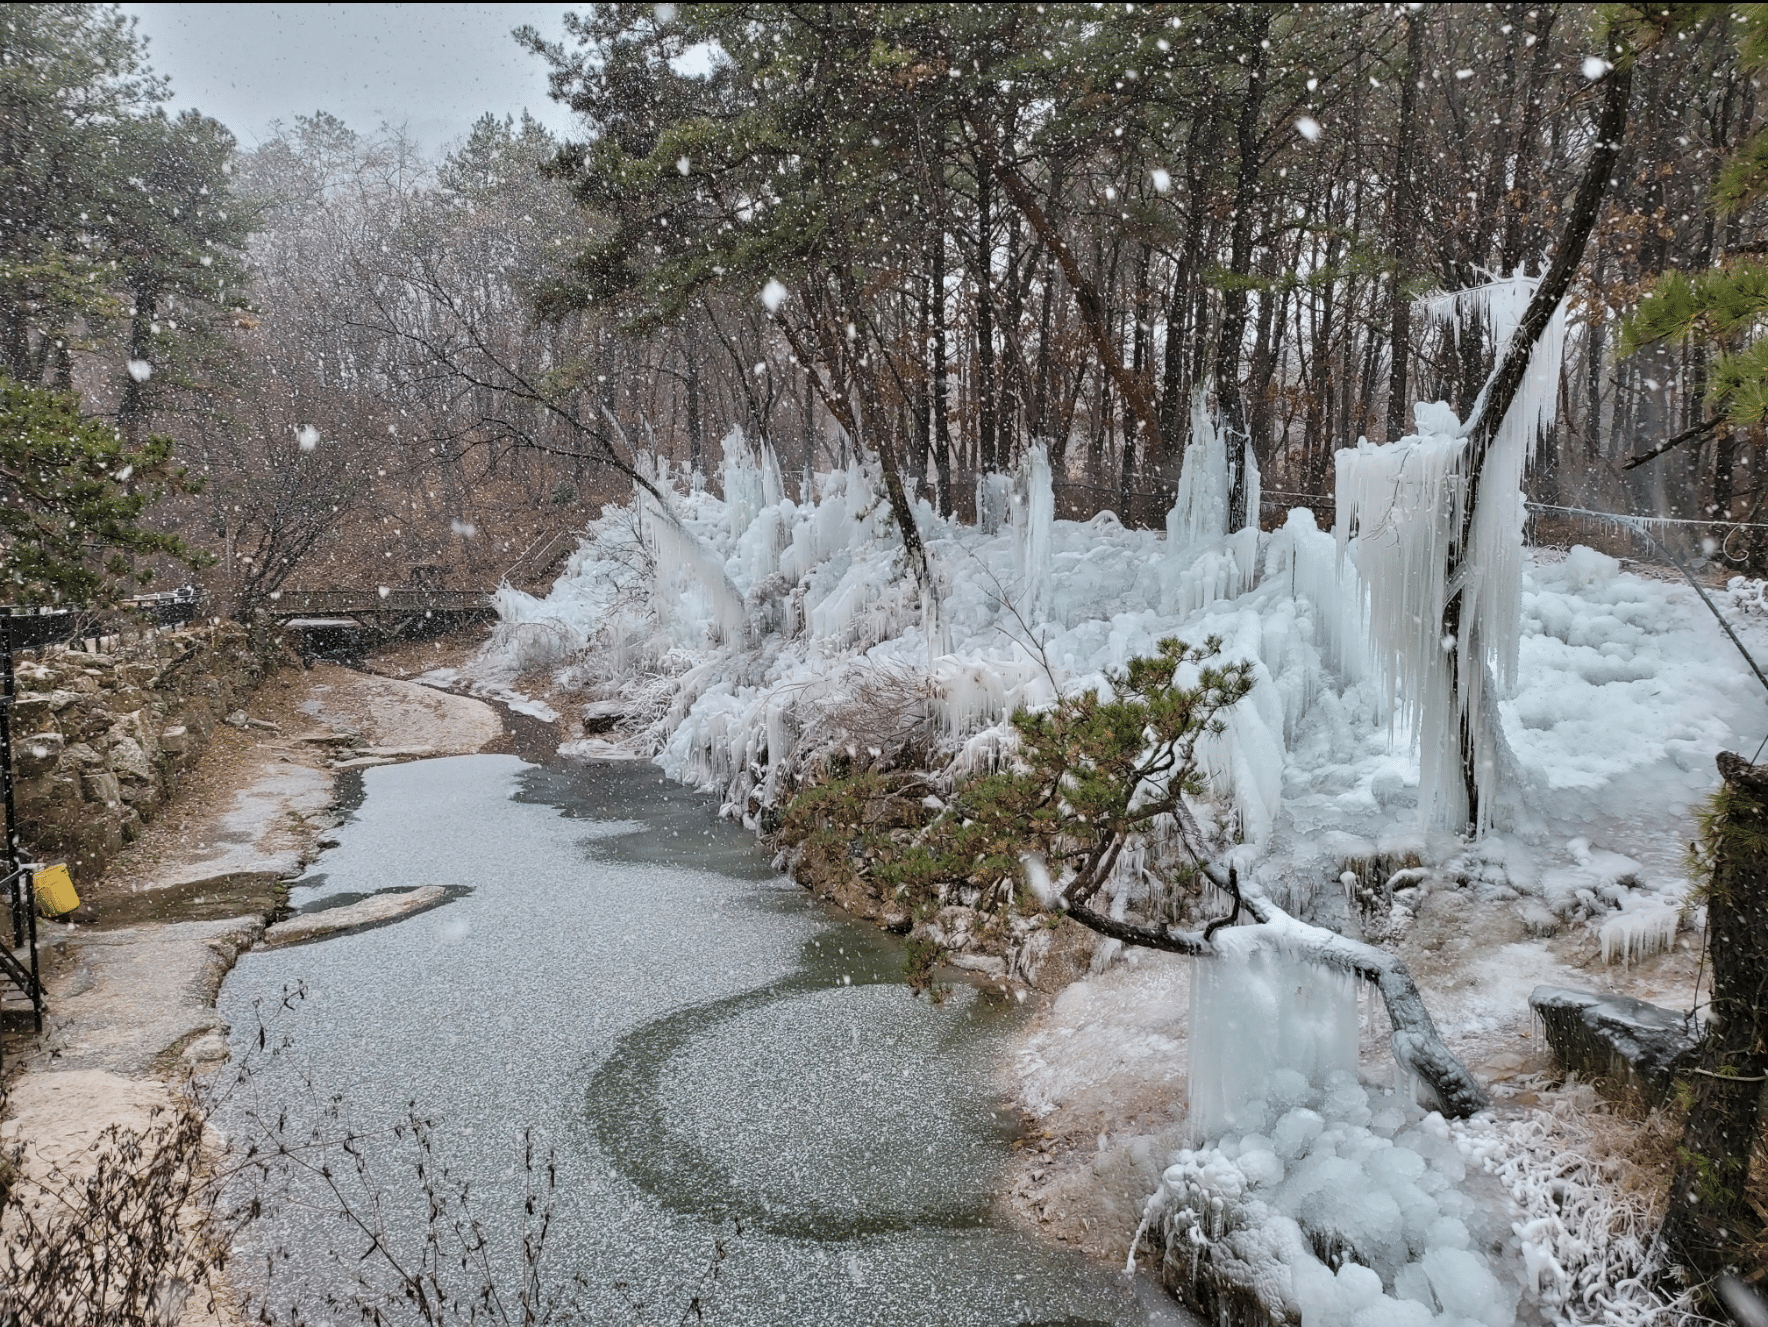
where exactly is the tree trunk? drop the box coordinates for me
[118,286,156,446]
[933,201,954,516]
[685,333,704,477]
[1033,244,1055,444]
[975,152,998,474]
[1001,210,1025,466]
[1385,10,1424,442]
[913,272,932,498]
[1441,59,1632,830]
[1585,244,1607,464]
[1659,750,1768,1290]
[1218,6,1271,531]
[1122,243,1152,517]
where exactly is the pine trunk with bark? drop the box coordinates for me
[1442,60,1632,829]
[1658,751,1768,1291]
[1217,6,1270,531]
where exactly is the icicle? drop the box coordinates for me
[719,426,763,541]
[1335,419,1467,826]
[644,492,750,645]
[1419,272,1566,701]
[1188,927,1360,1140]
[1159,391,1260,618]
[760,441,785,508]
[1241,433,1261,535]
[1168,390,1229,552]
[976,471,1011,535]
[1335,270,1567,831]
[1013,442,1054,622]
[1599,902,1682,968]
[1261,509,1365,683]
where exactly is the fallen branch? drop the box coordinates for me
[1066,872,1489,1119]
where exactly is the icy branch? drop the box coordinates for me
[1065,872,1489,1119]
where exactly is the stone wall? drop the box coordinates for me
[6,623,272,884]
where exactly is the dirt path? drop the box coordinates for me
[1,657,505,1323]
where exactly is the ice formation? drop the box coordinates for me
[1149,1079,1520,1327]
[1162,391,1265,621]
[1335,418,1465,826]
[1187,926,1359,1139]
[1168,391,1230,551]
[1336,274,1568,832]
[1012,442,1055,622]
[478,397,1765,885]
[484,418,1392,848]
[470,358,1768,1327]
[1424,276,1568,705]
[1597,899,1684,968]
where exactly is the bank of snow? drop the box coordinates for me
[471,424,1761,1327]
[481,429,1764,926]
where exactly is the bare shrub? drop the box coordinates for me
[0,1090,237,1327]
[0,985,731,1326]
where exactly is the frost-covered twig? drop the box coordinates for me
[1457,1099,1692,1327]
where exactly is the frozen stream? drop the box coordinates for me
[219,753,1184,1325]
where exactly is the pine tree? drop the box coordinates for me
[1620,9,1768,433]
[0,377,200,604]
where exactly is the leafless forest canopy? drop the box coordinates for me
[6,4,1753,604]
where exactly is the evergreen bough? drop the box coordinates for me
[781,637,1254,990]
[0,378,201,605]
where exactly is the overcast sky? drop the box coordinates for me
[120,4,584,152]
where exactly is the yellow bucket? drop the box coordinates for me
[32,863,79,918]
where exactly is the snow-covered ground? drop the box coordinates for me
[464,422,1761,1325]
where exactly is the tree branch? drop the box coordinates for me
[971,120,1164,449]
[1621,415,1719,470]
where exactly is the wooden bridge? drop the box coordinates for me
[262,589,497,655]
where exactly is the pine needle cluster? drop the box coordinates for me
[779,637,1254,990]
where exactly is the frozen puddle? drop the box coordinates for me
[220,754,1184,1325]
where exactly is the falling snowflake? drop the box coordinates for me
[761,279,788,312]
[127,359,152,382]
[1581,56,1611,81]
[452,519,477,537]
[1150,167,1172,194]
[297,425,319,451]
[1295,116,1323,142]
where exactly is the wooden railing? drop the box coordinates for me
[265,589,492,617]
